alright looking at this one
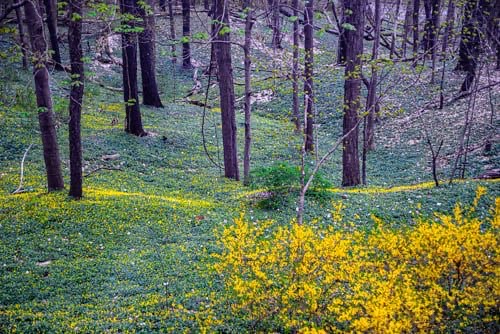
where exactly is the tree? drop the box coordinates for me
[455,0,496,91]
[412,0,420,57]
[138,0,163,107]
[43,0,63,70]
[422,0,440,56]
[15,5,28,69]
[213,0,239,180]
[304,0,314,153]
[291,0,300,131]
[268,0,281,49]
[120,0,146,136]
[337,0,347,63]
[68,0,84,199]
[168,0,177,63]
[243,0,254,185]
[362,0,380,185]
[24,0,64,191]
[342,0,365,187]
[182,0,192,69]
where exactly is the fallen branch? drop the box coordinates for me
[12,143,33,195]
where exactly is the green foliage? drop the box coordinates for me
[250,162,332,209]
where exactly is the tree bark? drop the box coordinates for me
[389,0,401,58]
[304,0,314,153]
[422,0,440,57]
[440,0,455,55]
[291,0,300,131]
[24,0,64,191]
[168,0,177,63]
[455,0,480,91]
[337,0,347,63]
[342,0,365,187]
[268,0,282,49]
[68,0,84,199]
[182,0,192,68]
[213,0,239,180]
[243,0,253,185]
[412,0,420,57]
[43,0,62,70]
[365,0,380,152]
[15,6,28,69]
[121,0,146,136]
[138,0,163,107]
[401,0,413,57]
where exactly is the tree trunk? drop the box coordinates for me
[422,0,440,57]
[401,0,413,57]
[337,0,347,63]
[168,0,177,63]
[68,0,84,199]
[342,0,365,187]
[243,0,253,185]
[24,0,64,191]
[160,0,166,11]
[138,0,163,107]
[365,0,380,152]
[412,0,420,57]
[455,0,480,91]
[121,0,146,136]
[304,0,314,153]
[213,0,239,180]
[292,0,300,131]
[43,0,62,70]
[15,6,28,69]
[268,0,282,49]
[182,0,192,68]
[389,0,401,58]
[440,0,455,55]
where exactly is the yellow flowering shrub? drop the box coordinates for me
[213,188,499,332]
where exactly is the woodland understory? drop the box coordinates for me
[0,0,499,332]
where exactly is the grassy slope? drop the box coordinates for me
[0,12,499,332]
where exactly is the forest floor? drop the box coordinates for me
[0,10,499,332]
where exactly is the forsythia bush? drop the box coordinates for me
[213,187,499,333]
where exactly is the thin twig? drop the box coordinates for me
[12,143,33,195]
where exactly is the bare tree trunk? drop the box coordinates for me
[243,0,254,185]
[68,0,84,199]
[138,0,163,107]
[362,0,380,185]
[268,0,282,49]
[168,0,177,63]
[121,0,146,136]
[412,0,420,58]
[456,0,480,91]
[390,0,401,58]
[182,0,192,68]
[342,0,365,187]
[291,0,300,131]
[337,0,347,63]
[304,0,314,153]
[401,0,413,58]
[440,0,455,55]
[15,6,28,69]
[422,0,440,56]
[43,0,62,70]
[213,0,239,180]
[24,0,64,191]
